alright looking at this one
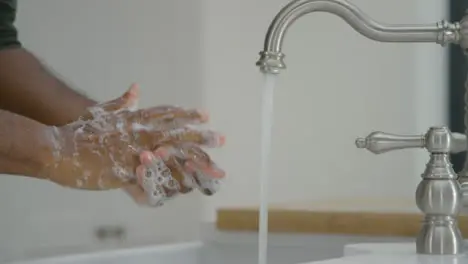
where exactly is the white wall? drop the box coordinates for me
[0,0,449,260]
[201,0,448,221]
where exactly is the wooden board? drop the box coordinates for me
[216,199,468,237]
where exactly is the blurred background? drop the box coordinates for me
[0,0,466,263]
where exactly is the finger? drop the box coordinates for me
[136,162,170,207]
[135,164,146,186]
[109,83,140,111]
[138,151,190,206]
[188,168,222,196]
[167,144,224,195]
[145,148,196,189]
[139,151,192,194]
[143,105,182,113]
[165,156,194,193]
[135,128,226,149]
[87,84,140,118]
[182,144,225,178]
[129,108,210,130]
[159,144,225,179]
[130,105,182,116]
[148,145,224,197]
[158,150,199,193]
[124,164,174,208]
[125,83,140,111]
[185,159,225,179]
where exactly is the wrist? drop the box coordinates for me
[35,126,64,180]
[0,110,58,179]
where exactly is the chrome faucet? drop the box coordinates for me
[356,128,466,255]
[256,0,468,256]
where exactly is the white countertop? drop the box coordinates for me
[10,240,468,264]
[306,254,468,264]
[344,241,417,256]
[305,242,468,264]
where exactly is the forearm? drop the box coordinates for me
[0,110,53,178]
[0,48,96,126]
[0,155,42,178]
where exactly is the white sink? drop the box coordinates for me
[14,240,468,264]
[314,242,468,264]
[8,242,202,264]
[7,240,328,264]
[4,231,415,264]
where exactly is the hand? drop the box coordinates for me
[125,143,225,207]
[41,84,225,190]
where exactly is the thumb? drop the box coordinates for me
[83,84,140,120]
[103,83,140,112]
[123,83,140,111]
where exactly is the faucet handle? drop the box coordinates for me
[355,131,424,154]
[356,127,467,155]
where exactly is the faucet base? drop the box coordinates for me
[416,216,463,255]
[357,127,466,256]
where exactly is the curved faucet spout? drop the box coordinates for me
[256,0,461,74]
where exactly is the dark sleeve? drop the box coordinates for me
[0,0,20,50]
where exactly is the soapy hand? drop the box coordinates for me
[125,143,224,207]
[40,84,225,204]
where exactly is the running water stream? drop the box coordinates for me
[258,73,277,264]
